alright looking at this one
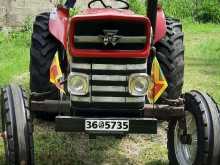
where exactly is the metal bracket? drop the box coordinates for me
[30,100,70,114]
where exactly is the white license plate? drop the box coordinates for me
[85,120,129,131]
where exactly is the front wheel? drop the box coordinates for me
[167,91,220,165]
[1,85,34,165]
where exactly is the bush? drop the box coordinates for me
[129,0,220,24]
[129,0,146,15]
[159,0,196,18]
[194,1,220,23]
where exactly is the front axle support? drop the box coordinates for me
[30,99,184,120]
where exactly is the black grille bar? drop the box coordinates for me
[74,20,146,50]
[75,21,146,36]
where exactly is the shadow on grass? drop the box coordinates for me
[33,119,168,165]
[33,119,128,165]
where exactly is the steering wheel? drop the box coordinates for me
[88,0,129,9]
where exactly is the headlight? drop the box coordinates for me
[68,73,89,95]
[129,73,150,96]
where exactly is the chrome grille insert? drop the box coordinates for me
[74,36,146,44]
[92,75,127,81]
[92,86,125,92]
[71,96,145,103]
[70,58,147,108]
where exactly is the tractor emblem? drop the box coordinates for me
[101,30,121,46]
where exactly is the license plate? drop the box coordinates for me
[85,120,129,131]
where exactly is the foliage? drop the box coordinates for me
[21,16,33,33]
[129,0,220,23]
[194,1,220,23]
[70,7,80,16]
[160,0,196,18]
[129,0,146,15]
[59,0,66,4]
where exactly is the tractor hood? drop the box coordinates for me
[68,8,152,58]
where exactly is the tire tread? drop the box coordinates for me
[155,17,184,99]
[30,12,59,100]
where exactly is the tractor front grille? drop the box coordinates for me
[73,20,146,50]
[70,58,147,109]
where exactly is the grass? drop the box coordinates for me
[0,32,30,86]
[183,22,220,102]
[0,21,220,164]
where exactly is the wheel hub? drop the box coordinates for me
[180,134,192,145]
[174,111,198,165]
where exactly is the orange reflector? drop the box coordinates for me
[147,56,168,104]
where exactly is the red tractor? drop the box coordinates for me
[1,0,220,164]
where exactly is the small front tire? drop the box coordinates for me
[167,91,220,165]
[1,85,34,165]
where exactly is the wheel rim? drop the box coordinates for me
[2,119,10,164]
[174,111,198,165]
[1,105,9,164]
[3,131,9,164]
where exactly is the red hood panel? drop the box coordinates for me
[68,8,151,58]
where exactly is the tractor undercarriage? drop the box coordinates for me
[30,97,184,134]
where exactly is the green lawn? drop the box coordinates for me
[183,22,220,102]
[0,22,220,164]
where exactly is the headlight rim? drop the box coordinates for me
[67,72,89,96]
[128,73,150,96]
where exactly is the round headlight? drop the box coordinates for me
[68,73,89,95]
[129,73,150,96]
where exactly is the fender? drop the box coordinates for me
[49,6,69,49]
[154,7,167,44]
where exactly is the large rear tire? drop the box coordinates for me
[154,17,184,99]
[1,85,34,165]
[30,12,60,100]
[167,91,220,165]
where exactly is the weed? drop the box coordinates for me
[21,16,33,33]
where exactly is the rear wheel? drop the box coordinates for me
[153,17,184,100]
[168,91,220,165]
[30,12,61,100]
[1,85,34,165]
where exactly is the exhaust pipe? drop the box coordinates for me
[147,0,158,38]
